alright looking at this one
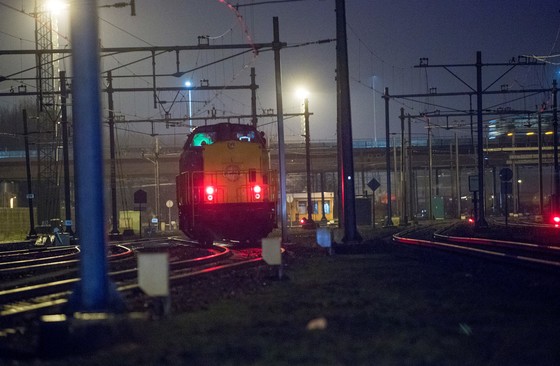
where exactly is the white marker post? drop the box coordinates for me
[138,252,169,316]
[262,237,283,279]
[316,227,333,255]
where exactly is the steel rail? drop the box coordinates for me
[0,245,133,274]
[393,225,560,269]
[0,244,237,319]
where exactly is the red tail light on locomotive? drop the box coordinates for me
[205,185,216,202]
[552,215,560,227]
[252,184,262,200]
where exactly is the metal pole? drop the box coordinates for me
[273,17,288,244]
[155,136,160,220]
[408,114,414,223]
[475,51,488,227]
[538,110,543,215]
[512,134,517,214]
[383,87,393,226]
[393,136,398,216]
[428,121,433,220]
[69,0,121,312]
[372,75,377,144]
[450,141,454,215]
[336,0,361,242]
[188,89,192,129]
[553,79,559,211]
[304,98,314,226]
[107,71,119,237]
[60,71,73,235]
[400,107,408,225]
[22,109,37,239]
[455,133,461,218]
[320,172,327,223]
[250,67,258,128]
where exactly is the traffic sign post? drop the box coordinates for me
[367,178,381,228]
[500,168,513,226]
[134,189,148,237]
[166,200,174,229]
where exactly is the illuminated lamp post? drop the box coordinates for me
[296,88,315,228]
[45,0,69,14]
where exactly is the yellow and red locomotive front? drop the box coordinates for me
[176,123,277,245]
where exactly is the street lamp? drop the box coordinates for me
[185,80,193,129]
[296,87,309,136]
[296,88,315,228]
[45,0,68,15]
[295,87,309,100]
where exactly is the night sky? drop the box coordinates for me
[0,0,559,146]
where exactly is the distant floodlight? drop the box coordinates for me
[185,81,192,88]
[45,0,68,15]
[295,87,309,100]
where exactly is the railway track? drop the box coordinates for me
[0,238,268,327]
[0,236,275,357]
[393,221,560,270]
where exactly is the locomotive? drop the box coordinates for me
[176,123,277,246]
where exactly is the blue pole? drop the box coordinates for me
[70,0,120,311]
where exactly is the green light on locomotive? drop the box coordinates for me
[192,133,214,147]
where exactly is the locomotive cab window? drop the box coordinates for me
[191,132,215,147]
[236,131,255,142]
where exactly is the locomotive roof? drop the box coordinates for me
[190,122,258,133]
[185,122,266,148]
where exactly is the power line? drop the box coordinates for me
[0,1,32,17]
[99,16,154,47]
[234,0,309,8]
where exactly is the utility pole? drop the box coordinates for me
[303,98,315,228]
[107,71,120,238]
[553,80,559,212]
[273,17,289,244]
[475,51,487,227]
[428,117,433,220]
[399,107,408,225]
[336,0,361,242]
[22,109,37,240]
[455,133,460,218]
[34,0,61,225]
[250,67,258,128]
[69,0,122,312]
[383,87,393,226]
[407,114,415,223]
[60,71,73,235]
[388,52,546,229]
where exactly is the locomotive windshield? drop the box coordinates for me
[192,132,215,147]
[186,123,265,148]
[236,131,255,142]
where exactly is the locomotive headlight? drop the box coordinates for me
[205,186,216,202]
[252,184,262,200]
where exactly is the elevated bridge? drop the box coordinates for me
[0,136,556,221]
